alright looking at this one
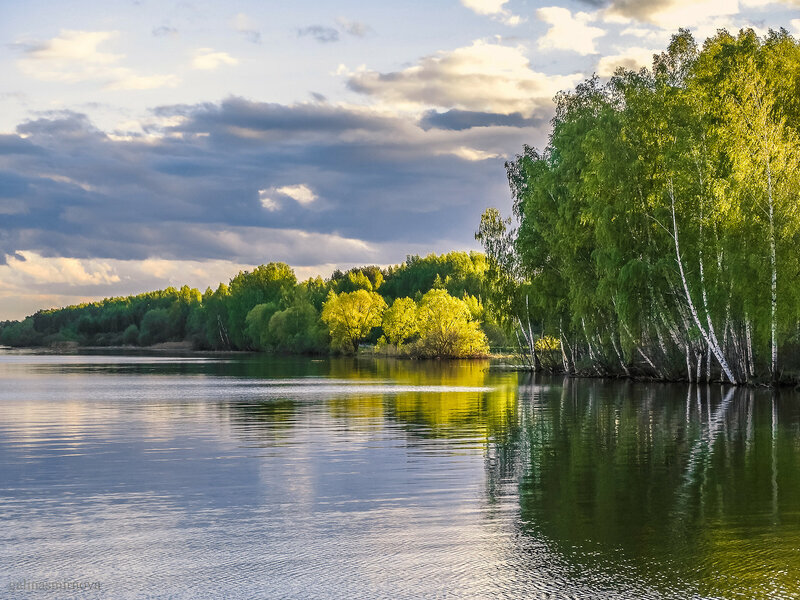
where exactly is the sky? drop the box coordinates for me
[1,0,799,320]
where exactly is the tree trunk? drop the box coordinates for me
[668,180,738,384]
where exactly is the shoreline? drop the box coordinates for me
[2,343,796,388]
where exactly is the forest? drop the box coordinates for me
[477,28,800,384]
[0,252,499,358]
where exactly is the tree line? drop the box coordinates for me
[477,28,800,384]
[0,252,499,358]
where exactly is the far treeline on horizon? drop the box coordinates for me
[2,28,800,386]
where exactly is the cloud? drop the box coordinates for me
[0,96,554,320]
[437,146,501,161]
[460,0,523,25]
[258,190,279,211]
[336,18,372,37]
[192,48,238,70]
[419,109,543,130]
[152,26,178,37]
[602,0,740,28]
[298,25,340,43]
[276,184,317,205]
[597,46,657,76]
[792,19,800,36]
[16,30,179,90]
[461,0,509,15]
[346,39,583,116]
[232,13,261,43]
[537,7,606,55]
[3,251,120,287]
[259,184,316,210]
[0,100,540,272]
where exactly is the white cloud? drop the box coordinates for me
[192,48,238,70]
[461,0,508,15]
[460,0,523,25]
[4,251,120,287]
[348,39,583,116]
[537,7,606,55]
[276,184,317,205]
[437,146,501,161]
[792,19,800,36]
[597,47,657,76]
[603,0,740,29]
[259,184,317,210]
[258,189,279,211]
[16,30,178,90]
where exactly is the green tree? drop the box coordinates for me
[244,302,280,350]
[226,263,297,349]
[138,308,172,346]
[268,298,328,353]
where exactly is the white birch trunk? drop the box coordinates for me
[767,162,778,381]
[668,180,738,384]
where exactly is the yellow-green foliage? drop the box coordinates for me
[535,336,560,351]
[414,289,489,358]
[382,297,418,346]
[321,289,387,353]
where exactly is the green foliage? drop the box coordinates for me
[138,308,172,346]
[244,302,280,350]
[381,251,486,301]
[122,324,139,345]
[226,263,297,348]
[268,298,328,353]
[481,27,800,382]
[412,289,489,358]
[382,297,418,346]
[321,289,387,353]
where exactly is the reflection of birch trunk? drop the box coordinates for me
[772,394,778,521]
[679,386,735,493]
[668,180,738,384]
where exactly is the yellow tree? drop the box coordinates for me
[321,289,387,353]
[415,289,489,357]
[382,297,418,346]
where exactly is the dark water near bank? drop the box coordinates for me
[1,350,799,599]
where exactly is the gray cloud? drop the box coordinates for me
[152,26,178,37]
[419,109,545,131]
[297,26,339,43]
[0,98,546,270]
[337,18,372,37]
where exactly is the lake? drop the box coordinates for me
[0,350,798,599]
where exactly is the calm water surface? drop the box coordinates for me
[1,350,799,599]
